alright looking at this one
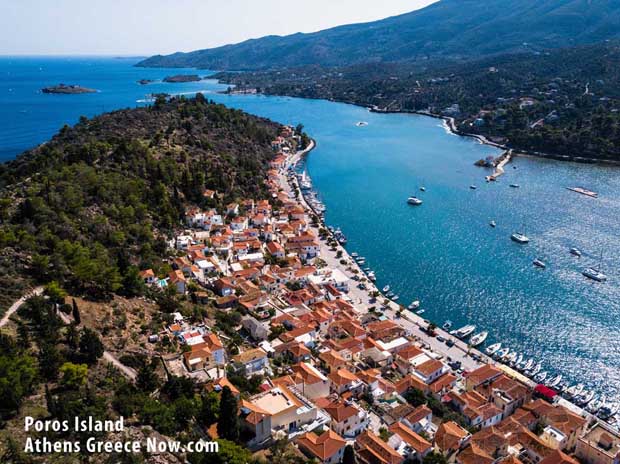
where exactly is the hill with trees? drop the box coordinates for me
[137,0,620,70]
[0,95,281,312]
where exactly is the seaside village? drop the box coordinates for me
[135,126,620,464]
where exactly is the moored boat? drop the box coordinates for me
[511,232,530,244]
[382,285,390,293]
[495,347,510,359]
[407,196,423,205]
[469,331,488,347]
[486,342,501,355]
[443,320,453,331]
[451,324,476,339]
[582,267,607,282]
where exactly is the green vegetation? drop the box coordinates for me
[0,95,280,312]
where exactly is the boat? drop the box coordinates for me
[451,324,476,339]
[420,186,426,192]
[533,258,546,269]
[469,331,488,347]
[386,291,395,298]
[356,121,368,127]
[567,384,584,398]
[470,185,478,190]
[580,390,596,405]
[442,320,453,331]
[351,252,359,258]
[355,256,366,262]
[408,301,420,310]
[566,186,598,198]
[486,342,502,355]
[299,170,313,190]
[582,267,607,282]
[490,220,497,228]
[368,274,377,282]
[495,347,510,359]
[547,374,562,388]
[587,396,605,413]
[570,248,582,257]
[534,371,548,383]
[530,362,542,376]
[407,196,423,206]
[514,353,524,366]
[416,309,425,315]
[505,351,518,364]
[510,184,520,188]
[392,295,399,301]
[382,285,390,293]
[511,232,530,244]
[357,259,366,265]
[522,359,534,371]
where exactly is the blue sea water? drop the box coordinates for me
[2,57,619,402]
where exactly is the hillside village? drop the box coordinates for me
[127,126,620,464]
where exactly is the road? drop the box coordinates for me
[0,286,44,328]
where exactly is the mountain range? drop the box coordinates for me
[138,0,620,70]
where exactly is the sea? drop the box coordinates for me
[1,56,619,406]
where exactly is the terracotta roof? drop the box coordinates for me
[416,358,445,377]
[356,430,403,464]
[457,442,494,464]
[466,365,502,387]
[296,430,346,461]
[233,347,267,365]
[389,421,432,453]
[328,368,360,387]
[538,450,579,464]
[324,399,360,423]
[435,421,470,452]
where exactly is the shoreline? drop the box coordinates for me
[281,137,614,427]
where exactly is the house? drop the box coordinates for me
[183,346,212,372]
[434,421,471,456]
[242,316,270,341]
[448,390,503,428]
[328,368,364,395]
[168,270,186,294]
[240,399,272,446]
[476,374,531,419]
[245,386,317,434]
[388,421,432,461]
[289,362,331,400]
[212,278,235,297]
[266,241,286,259]
[323,399,368,438]
[402,404,433,435]
[465,365,502,391]
[203,333,225,365]
[139,269,157,285]
[522,399,586,451]
[232,348,268,375]
[412,358,449,384]
[296,430,346,464]
[356,430,403,464]
[539,450,580,464]
[575,423,620,464]
[319,349,347,372]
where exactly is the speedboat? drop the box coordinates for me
[511,232,530,244]
[490,220,497,228]
[470,331,488,347]
[356,121,368,127]
[392,295,399,301]
[382,285,390,293]
[582,267,607,282]
[407,196,423,206]
[533,259,546,269]
[351,252,359,258]
[443,320,453,331]
[486,342,502,355]
[420,186,426,192]
[570,248,582,257]
[451,324,476,339]
[408,300,420,310]
[416,309,425,315]
[470,185,478,190]
[510,184,520,188]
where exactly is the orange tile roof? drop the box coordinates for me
[389,421,432,453]
[296,430,346,461]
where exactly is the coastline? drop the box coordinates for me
[281,135,609,425]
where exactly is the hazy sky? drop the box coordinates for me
[1,0,437,56]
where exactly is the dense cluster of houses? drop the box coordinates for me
[137,126,620,464]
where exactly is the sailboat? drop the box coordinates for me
[583,251,607,282]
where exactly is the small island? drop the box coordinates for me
[41,84,97,94]
[162,74,202,83]
[137,79,154,85]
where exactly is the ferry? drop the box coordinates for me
[511,232,530,244]
[533,258,546,269]
[486,342,502,355]
[469,331,488,347]
[451,324,476,339]
[408,301,420,310]
[490,220,497,228]
[582,267,607,282]
[407,196,423,206]
[442,320,453,331]
[382,285,390,293]
[570,248,582,257]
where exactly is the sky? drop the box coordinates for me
[1,0,437,56]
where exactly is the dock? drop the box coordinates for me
[486,149,512,181]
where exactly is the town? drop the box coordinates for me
[131,126,619,464]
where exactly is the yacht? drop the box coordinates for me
[570,248,582,257]
[533,258,546,269]
[486,342,502,355]
[451,324,477,339]
[582,267,607,282]
[408,301,420,310]
[382,285,390,293]
[407,196,423,206]
[443,320,453,331]
[490,220,497,228]
[511,232,530,244]
[470,331,489,347]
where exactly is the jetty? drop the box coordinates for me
[486,149,513,181]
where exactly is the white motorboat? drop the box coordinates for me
[420,186,426,192]
[530,362,542,376]
[470,185,478,190]
[382,285,390,293]
[451,324,477,339]
[582,267,607,282]
[511,232,530,244]
[470,331,488,347]
[356,121,368,127]
[416,309,425,315]
[443,320,453,331]
[486,342,502,355]
[407,196,423,206]
[392,295,399,301]
[567,384,584,398]
[523,359,534,371]
[490,220,497,228]
[535,371,548,383]
[547,374,562,388]
[533,258,546,269]
[514,353,524,366]
[570,248,582,257]
[587,396,605,413]
[495,347,510,359]
[408,300,420,310]
[505,351,518,364]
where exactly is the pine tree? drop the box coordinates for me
[217,386,240,442]
[45,384,57,417]
[72,298,81,324]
